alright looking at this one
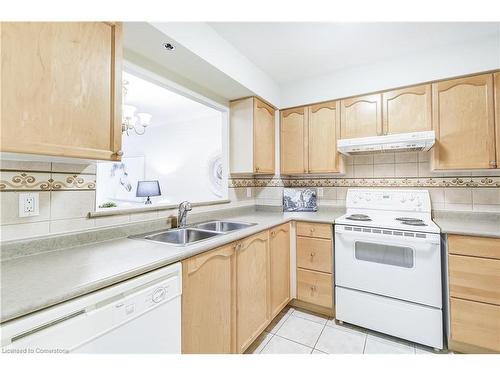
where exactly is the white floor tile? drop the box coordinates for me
[244,332,273,354]
[275,316,324,347]
[326,318,366,333]
[292,309,328,325]
[315,325,367,354]
[261,335,312,354]
[364,335,416,354]
[265,312,290,334]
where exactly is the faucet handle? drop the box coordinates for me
[179,201,192,211]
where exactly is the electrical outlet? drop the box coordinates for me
[246,187,252,198]
[317,188,324,197]
[19,193,39,217]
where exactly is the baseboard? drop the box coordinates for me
[290,298,335,317]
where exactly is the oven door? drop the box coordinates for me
[335,225,442,308]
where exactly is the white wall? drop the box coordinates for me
[280,34,500,108]
[121,113,225,205]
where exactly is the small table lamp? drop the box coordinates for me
[136,180,161,205]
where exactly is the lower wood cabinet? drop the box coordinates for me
[270,223,291,317]
[235,231,271,353]
[450,298,500,353]
[448,234,500,353]
[181,244,236,354]
[295,222,334,313]
[297,268,333,309]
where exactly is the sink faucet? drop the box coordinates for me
[177,201,192,228]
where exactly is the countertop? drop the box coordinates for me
[433,211,500,238]
[0,209,342,324]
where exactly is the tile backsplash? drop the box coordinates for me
[1,151,500,242]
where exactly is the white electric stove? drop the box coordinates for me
[335,189,443,350]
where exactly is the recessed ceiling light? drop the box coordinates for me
[162,42,175,51]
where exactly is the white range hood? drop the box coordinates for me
[337,131,435,156]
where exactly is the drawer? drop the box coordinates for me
[448,234,500,260]
[450,298,500,352]
[297,268,332,308]
[449,254,500,305]
[297,237,332,273]
[296,222,332,239]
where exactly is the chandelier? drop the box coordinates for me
[122,80,152,136]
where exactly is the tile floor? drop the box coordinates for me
[245,306,443,354]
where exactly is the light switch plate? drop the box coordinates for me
[19,192,39,217]
[246,187,252,198]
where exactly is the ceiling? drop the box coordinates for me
[208,22,500,84]
[123,22,254,103]
[123,71,220,128]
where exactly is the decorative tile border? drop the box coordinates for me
[229,176,500,188]
[0,171,96,191]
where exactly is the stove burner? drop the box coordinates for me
[395,217,419,221]
[346,214,372,221]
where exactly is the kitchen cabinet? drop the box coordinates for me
[448,234,500,353]
[495,72,500,168]
[269,223,291,318]
[181,244,236,354]
[295,222,334,313]
[382,84,432,135]
[230,97,275,174]
[280,107,308,174]
[280,102,342,174]
[340,94,382,139]
[0,22,123,161]
[308,101,342,173]
[432,74,496,170]
[236,231,270,353]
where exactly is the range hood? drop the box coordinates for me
[337,131,435,156]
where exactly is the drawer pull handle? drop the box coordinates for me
[310,252,316,258]
[310,228,315,232]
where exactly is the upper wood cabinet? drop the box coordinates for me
[0,22,123,161]
[308,101,342,173]
[230,97,275,174]
[382,84,432,135]
[280,107,307,174]
[236,231,270,353]
[281,102,342,174]
[181,244,236,354]
[495,72,500,168]
[340,94,382,139]
[432,74,496,170]
[269,223,290,318]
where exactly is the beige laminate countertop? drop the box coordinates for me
[0,209,342,324]
[433,212,500,239]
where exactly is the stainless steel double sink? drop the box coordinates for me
[132,220,257,246]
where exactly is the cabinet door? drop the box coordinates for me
[253,98,275,174]
[270,223,290,318]
[182,244,236,354]
[432,74,496,170]
[0,22,122,160]
[280,107,307,174]
[382,84,432,135]
[340,94,382,139]
[495,72,500,168]
[308,101,342,173]
[236,231,270,353]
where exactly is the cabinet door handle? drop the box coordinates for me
[271,231,276,237]
[310,252,316,258]
[489,160,497,167]
[310,285,317,292]
[115,150,124,157]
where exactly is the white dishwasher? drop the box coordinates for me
[1,262,181,354]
